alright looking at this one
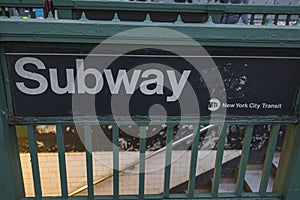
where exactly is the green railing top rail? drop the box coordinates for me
[6,116,300,125]
[56,1,300,14]
[1,16,300,46]
[0,0,300,16]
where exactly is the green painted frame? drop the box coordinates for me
[0,2,300,200]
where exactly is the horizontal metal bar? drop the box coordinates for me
[1,0,299,15]
[8,116,298,125]
[21,192,282,200]
[0,18,300,48]
[0,0,44,7]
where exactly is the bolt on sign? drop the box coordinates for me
[4,45,300,118]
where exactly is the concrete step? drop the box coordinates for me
[192,189,211,193]
[244,169,274,192]
[218,178,236,193]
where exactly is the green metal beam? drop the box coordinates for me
[0,19,300,48]
[1,0,299,15]
[273,123,300,200]
[8,116,298,126]
[284,124,300,200]
[0,2,300,200]
[0,44,25,200]
[273,89,300,199]
[20,193,282,200]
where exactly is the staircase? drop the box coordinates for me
[191,152,281,193]
[244,152,280,192]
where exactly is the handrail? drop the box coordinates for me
[68,124,216,196]
[0,0,299,15]
[1,1,299,26]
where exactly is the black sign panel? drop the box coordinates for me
[5,47,300,117]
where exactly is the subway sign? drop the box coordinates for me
[5,47,300,117]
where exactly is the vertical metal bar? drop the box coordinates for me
[56,124,68,198]
[85,125,94,198]
[27,125,42,199]
[210,13,223,24]
[277,123,300,200]
[259,124,280,194]
[163,124,173,198]
[1,8,5,16]
[9,126,26,196]
[112,124,119,198]
[262,14,267,25]
[139,126,146,198]
[212,124,228,196]
[286,14,291,25]
[274,14,279,25]
[0,48,13,114]
[187,124,201,197]
[250,14,255,25]
[226,13,230,24]
[235,125,254,195]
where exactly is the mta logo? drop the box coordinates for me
[208,99,221,112]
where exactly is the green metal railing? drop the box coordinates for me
[0,1,300,200]
[0,0,300,25]
[4,121,300,200]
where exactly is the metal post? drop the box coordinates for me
[274,90,300,200]
[0,46,25,200]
